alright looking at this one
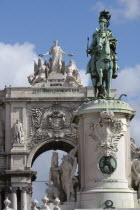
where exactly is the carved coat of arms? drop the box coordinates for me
[28,102,78,148]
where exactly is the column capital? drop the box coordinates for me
[20,186,32,194]
[20,187,27,193]
[10,187,18,193]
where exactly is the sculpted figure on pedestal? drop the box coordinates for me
[13,120,24,144]
[65,60,82,87]
[39,40,73,74]
[86,10,119,98]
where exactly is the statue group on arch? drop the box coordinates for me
[46,146,79,203]
[28,40,82,87]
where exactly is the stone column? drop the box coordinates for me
[21,188,27,210]
[11,188,17,210]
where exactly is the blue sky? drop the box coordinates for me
[0,0,140,70]
[0,0,140,206]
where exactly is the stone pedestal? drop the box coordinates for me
[74,99,140,209]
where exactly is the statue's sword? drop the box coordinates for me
[87,37,89,57]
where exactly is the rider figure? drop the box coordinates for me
[86,10,119,79]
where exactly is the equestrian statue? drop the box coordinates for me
[86,10,119,99]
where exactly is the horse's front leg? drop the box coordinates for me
[97,68,103,87]
[107,68,113,98]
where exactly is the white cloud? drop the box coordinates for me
[92,0,140,21]
[79,69,90,86]
[120,0,140,19]
[112,64,140,145]
[112,65,140,97]
[0,42,38,89]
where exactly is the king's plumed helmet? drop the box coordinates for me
[99,10,111,27]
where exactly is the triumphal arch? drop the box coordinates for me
[0,40,95,210]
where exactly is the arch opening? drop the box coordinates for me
[30,140,78,206]
[31,140,74,167]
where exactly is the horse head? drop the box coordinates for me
[97,32,110,55]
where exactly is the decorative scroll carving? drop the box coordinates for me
[28,102,78,148]
[31,107,43,129]
[90,111,125,157]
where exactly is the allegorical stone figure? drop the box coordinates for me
[13,119,24,143]
[28,59,48,85]
[39,40,73,73]
[65,60,82,86]
[131,159,140,200]
[86,10,119,98]
[59,146,78,202]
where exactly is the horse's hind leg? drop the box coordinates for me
[107,69,113,98]
[92,78,97,98]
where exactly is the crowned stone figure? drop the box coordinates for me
[86,10,119,98]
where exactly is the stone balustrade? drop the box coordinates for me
[32,197,61,210]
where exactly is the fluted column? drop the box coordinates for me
[11,187,17,210]
[21,188,27,210]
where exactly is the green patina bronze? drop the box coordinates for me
[75,99,135,118]
[86,10,119,99]
[99,156,117,174]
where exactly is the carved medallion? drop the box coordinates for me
[99,156,117,174]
